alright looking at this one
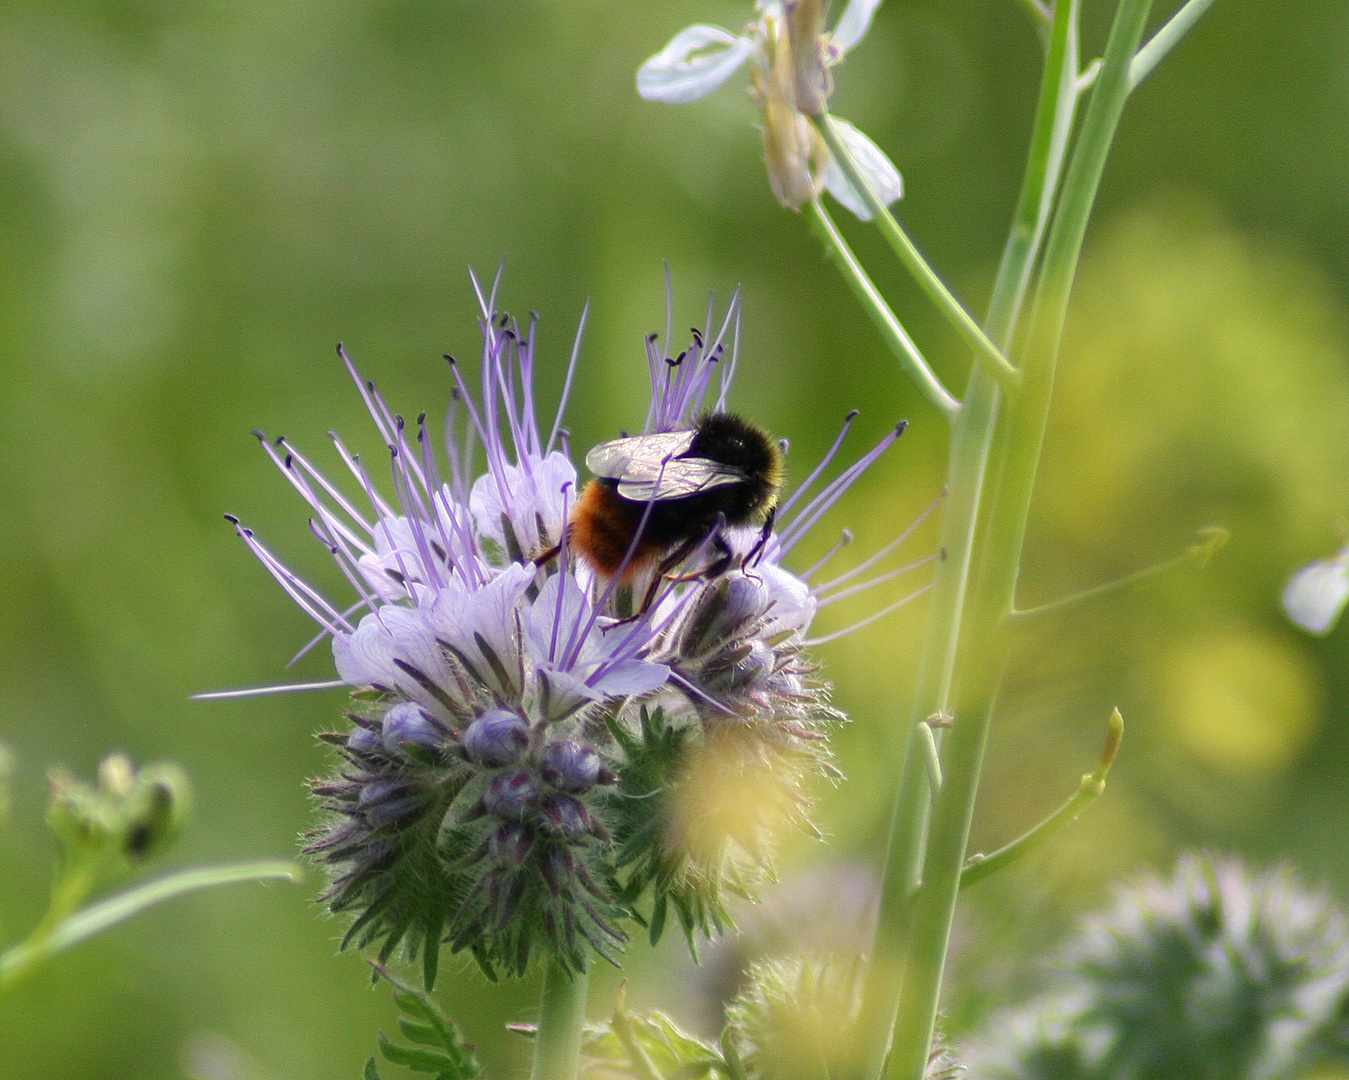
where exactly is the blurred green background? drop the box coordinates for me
[3,0,1349,1076]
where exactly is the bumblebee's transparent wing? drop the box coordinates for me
[615,457,744,500]
[585,430,696,480]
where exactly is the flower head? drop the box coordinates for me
[637,0,902,216]
[229,279,932,980]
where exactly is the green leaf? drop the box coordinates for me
[582,1000,724,1080]
[365,1058,385,1080]
[368,963,482,1080]
[378,1034,456,1072]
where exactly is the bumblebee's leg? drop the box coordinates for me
[740,507,777,570]
[533,543,561,568]
[631,534,706,615]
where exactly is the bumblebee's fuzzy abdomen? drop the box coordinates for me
[569,480,661,579]
[569,472,776,581]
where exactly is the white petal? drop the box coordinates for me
[1282,556,1349,635]
[832,0,884,54]
[637,25,755,104]
[822,117,903,221]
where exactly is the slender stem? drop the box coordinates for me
[881,2,1156,1079]
[807,199,961,422]
[816,114,1020,390]
[1130,0,1220,90]
[1009,526,1228,622]
[960,708,1122,888]
[531,960,589,1080]
[0,859,301,991]
[850,3,1085,1078]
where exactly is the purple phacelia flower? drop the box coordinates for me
[222,277,934,981]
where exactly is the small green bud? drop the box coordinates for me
[119,762,191,861]
[45,755,192,865]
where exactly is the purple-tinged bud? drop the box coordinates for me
[381,701,442,756]
[464,709,529,767]
[680,574,771,657]
[539,845,576,896]
[356,779,423,829]
[711,639,776,693]
[540,795,592,837]
[483,770,538,821]
[347,724,382,755]
[540,741,602,793]
[488,824,533,868]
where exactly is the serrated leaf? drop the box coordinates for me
[379,1033,455,1072]
[368,963,482,1080]
[397,1019,443,1046]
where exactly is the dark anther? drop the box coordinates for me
[845,408,860,422]
[443,354,457,365]
[251,429,265,441]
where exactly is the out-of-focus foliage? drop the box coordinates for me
[3,0,1349,1076]
[966,853,1349,1080]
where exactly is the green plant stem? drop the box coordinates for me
[1009,527,1228,622]
[531,960,589,1080]
[960,708,1122,888]
[807,200,961,422]
[850,4,1085,1079]
[815,114,1020,390]
[0,859,300,990]
[879,2,1155,1079]
[1130,0,1219,90]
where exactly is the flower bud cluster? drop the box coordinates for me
[237,287,919,981]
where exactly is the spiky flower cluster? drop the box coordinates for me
[232,279,921,982]
[725,954,963,1080]
[968,853,1349,1080]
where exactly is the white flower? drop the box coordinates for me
[1283,549,1349,635]
[636,0,902,217]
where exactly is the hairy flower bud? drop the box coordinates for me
[381,702,444,758]
[483,770,539,821]
[540,740,602,793]
[464,709,529,767]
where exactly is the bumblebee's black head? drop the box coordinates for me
[687,411,784,522]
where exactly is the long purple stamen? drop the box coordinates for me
[812,487,946,595]
[778,410,860,520]
[547,300,587,455]
[779,422,908,554]
[803,579,939,647]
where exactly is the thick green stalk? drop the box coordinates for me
[849,3,1084,1078]
[879,2,1156,1079]
[531,961,589,1080]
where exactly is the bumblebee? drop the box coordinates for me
[568,412,784,597]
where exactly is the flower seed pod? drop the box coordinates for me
[464,709,529,767]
